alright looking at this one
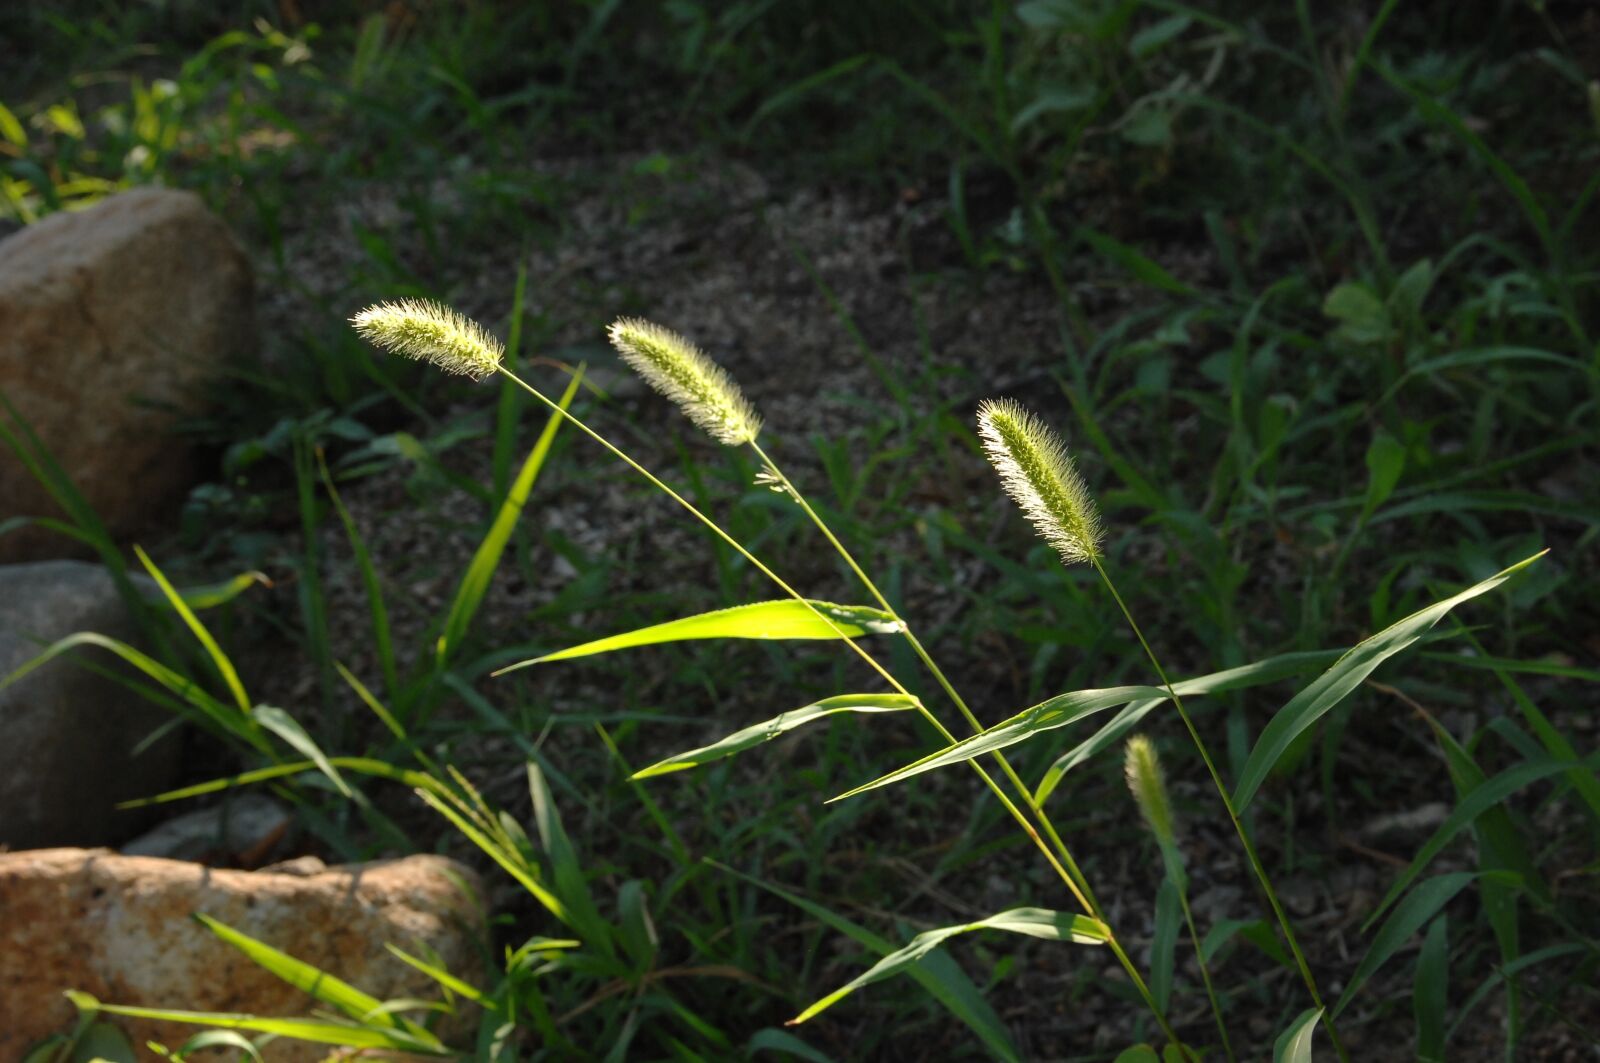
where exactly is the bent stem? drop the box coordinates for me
[748,441,1193,1055]
[1091,558,1348,1063]
[1176,883,1234,1062]
[496,366,1184,1046]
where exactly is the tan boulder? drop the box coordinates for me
[0,848,487,1060]
[0,188,254,561]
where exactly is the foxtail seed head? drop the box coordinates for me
[976,398,1102,566]
[608,318,761,446]
[1123,734,1176,848]
[352,300,504,381]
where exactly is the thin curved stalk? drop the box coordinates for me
[1092,559,1348,1063]
[487,369,1205,1033]
[746,441,1193,1056]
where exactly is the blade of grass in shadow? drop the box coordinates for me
[1233,552,1546,811]
[632,694,917,778]
[437,367,582,667]
[317,449,398,700]
[709,860,1020,1062]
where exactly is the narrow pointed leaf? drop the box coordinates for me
[842,649,1341,804]
[635,694,917,779]
[1336,873,1479,1018]
[791,908,1106,1024]
[1233,552,1545,811]
[135,545,251,714]
[498,600,900,672]
[61,992,445,1051]
[1273,1008,1322,1062]
[252,705,352,797]
[438,370,581,665]
[712,860,1019,1062]
[1362,754,1598,931]
[833,686,1166,801]
[195,915,439,1045]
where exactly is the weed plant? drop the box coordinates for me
[3,1,1597,1059]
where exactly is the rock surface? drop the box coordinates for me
[0,848,486,1060]
[0,188,254,561]
[122,793,291,866]
[0,560,181,847]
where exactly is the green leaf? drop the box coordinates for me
[0,101,27,147]
[1361,431,1406,519]
[167,1030,264,1062]
[1273,1008,1322,1062]
[712,861,1020,1062]
[251,705,352,797]
[838,649,1340,803]
[1336,873,1479,1018]
[1362,753,1596,930]
[1112,1048,1161,1063]
[498,600,900,672]
[747,1028,836,1062]
[142,570,270,611]
[1233,552,1544,810]
[1130,14,1192,58]
[1038,651,1340,802]
[792,909,1106,1024]
[195,915,438,1044]
[385,944,493,1008]
[633,694,917,778]
[1414,916,1448,1062]
[528,760,611,952]
[1323,282,1390,344]
[135,545,251,714]
[437,370,580,665]
[60,993,444,1052]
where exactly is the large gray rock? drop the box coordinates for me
[0,848,487,1061]
[0,560,182,847]
[0,188,254,561]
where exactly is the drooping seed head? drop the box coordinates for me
[976,398,1102,566]
[608,317,761,446]
[1123,734,1176,848]
[351,299,504,381]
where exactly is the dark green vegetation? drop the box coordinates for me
[3,1,1597,1059]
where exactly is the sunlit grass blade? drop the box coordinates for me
[194,915,439,1044]
[528,760,613,956]
[831,686,1165,801]
[385,944,494,1009]
[117,756,433,808]
[836,649,1344,803]
[1273,1008,1322,1063]
[251,705,351,797]
[1232,551,1546,811]
[790,909,1106,1025]
[134,545,251,714]
[633,694,917,779]
[141,570,271,611]
[495,599,900,673]
[64,991,447,1052]
[3,631,267,753]
[711,860,1020,1062]
[437,368,582,666]
[1037,650,1341,803]
[1335,873,1484,1018]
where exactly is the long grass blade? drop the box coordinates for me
[497,599,900,672]
[634,694,917,778]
